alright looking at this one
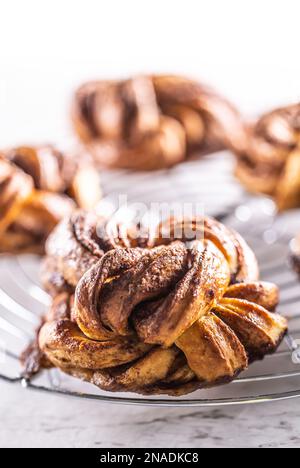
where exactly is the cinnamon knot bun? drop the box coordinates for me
[0,145,101,254]
[72,75,246,170]
[39,216,287,395]
[236,103,300,210]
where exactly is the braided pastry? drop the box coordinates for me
[0,145,101,254]
[235,103,300,210]
[39,216,287,396]
[72,75,246,170]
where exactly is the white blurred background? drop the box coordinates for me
[0,0,300,146]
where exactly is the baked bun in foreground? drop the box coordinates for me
[34,215,287,396]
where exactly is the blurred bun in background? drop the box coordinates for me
[0,145,101,254]
[72,75,246,171]
[235,103,300,211]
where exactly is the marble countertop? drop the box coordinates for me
[1,379,299,448]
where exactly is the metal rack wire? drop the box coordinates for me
[1,152,300,406]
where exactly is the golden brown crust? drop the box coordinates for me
[43,213,259,297]
[72,74,246,171]
[38,215,287,396]
[0,145,101,254]
[224,281,279,311]
[176,314,248,383]
[214,298,287,358]
[235,103,300,210]
[39,319,151,370]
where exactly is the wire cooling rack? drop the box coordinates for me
[1,152,300,407]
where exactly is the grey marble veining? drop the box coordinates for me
[0,380,299,448]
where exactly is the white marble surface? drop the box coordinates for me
[0,380,300,448]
